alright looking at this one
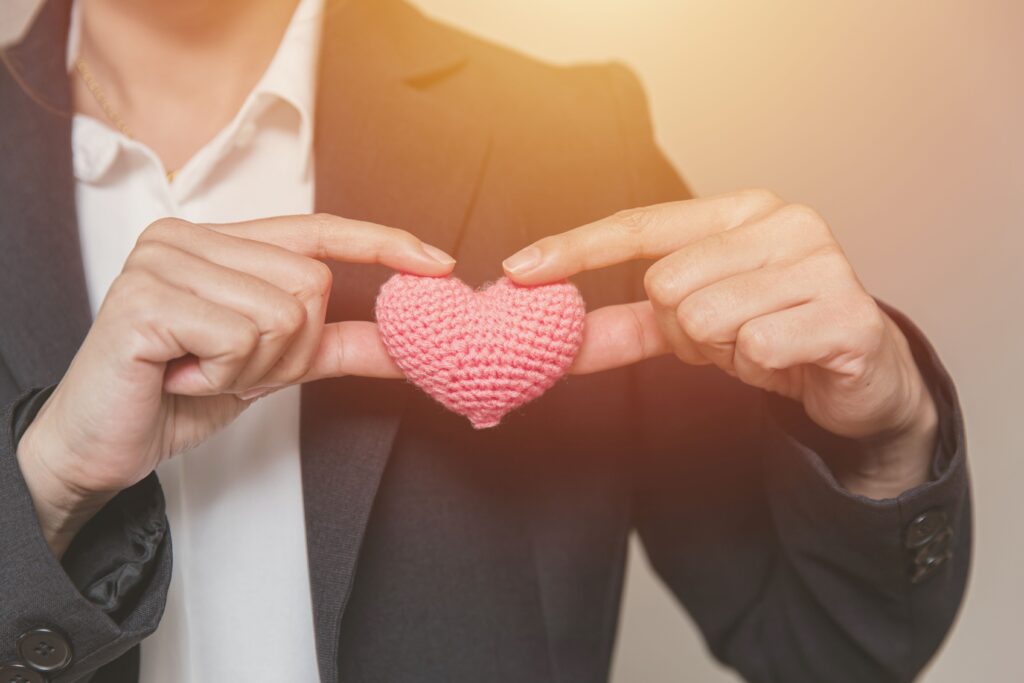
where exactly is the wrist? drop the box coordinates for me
[838,378,939,500]
[16,408,113,558]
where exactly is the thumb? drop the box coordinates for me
[310,305,673,381]
[570,301,671,375]
[302,321,405,382]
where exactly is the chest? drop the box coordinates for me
[72,102,312,314]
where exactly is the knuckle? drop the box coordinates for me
[779,203,832,241]
[231,321,261,356]
[108,270,158,313]
[139,217,190,244]
[779,202,821,225]
[106,273,133,300]
[121,325,156,361]
[309,212,335,226]
[676,298,716,343]
[809,244,856,283]
[308,213,337,258]
[273,298,308,336]
[850,294,886,338]
[127,239,170,267]
[261,299,307,343]
[606,205,655,255]
[810,242,845,262]
[213,319,260,364]
[612,207,650,238]
[739,188,783,214]
[642,266,675,306]
[313,261,334,292]
[297,260,334,297]
[736,322,774,368]
[277,354,315,384]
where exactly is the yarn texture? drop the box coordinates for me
[375,274,586,428]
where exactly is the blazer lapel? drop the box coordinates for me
[0,0,92,390]
[303,1,490,680]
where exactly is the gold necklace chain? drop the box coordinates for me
[74,56,176,183]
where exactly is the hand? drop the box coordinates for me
[17,214,455,556]
[503,190,937,498]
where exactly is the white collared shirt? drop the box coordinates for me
[67,0,325,679]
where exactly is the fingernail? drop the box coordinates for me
[238,386,273,401]
[420,243,456,265]
[503,246,541,275]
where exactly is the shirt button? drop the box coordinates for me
[904,509,948,549]
[0,662,46,683]
[17,628,72,673]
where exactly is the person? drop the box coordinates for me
[0,0,969,681]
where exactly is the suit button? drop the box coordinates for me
[0,663,46,683]
[911,550,949,584]
[17,628,71,673]
[905,509,947,549]
[911,526,954,584]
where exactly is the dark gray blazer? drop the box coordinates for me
[0,0,970,681]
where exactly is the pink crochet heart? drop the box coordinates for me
[375,274,586,428]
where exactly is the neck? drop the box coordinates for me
[73,0,301,172]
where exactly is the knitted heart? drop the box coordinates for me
[375,274,586,429]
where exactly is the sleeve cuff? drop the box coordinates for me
[1,387,171,679]
[762,301,969,591]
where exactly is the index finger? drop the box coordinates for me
[206,213,457,276]
[503,190,783,285]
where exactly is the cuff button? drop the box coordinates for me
[910,525,955,584]
[0,663,46,683]
[911,549,952,584]
[17,629,71,673]
[905,509,948,549]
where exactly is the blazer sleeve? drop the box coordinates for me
[0,384,172,682]
[603,64,972,682]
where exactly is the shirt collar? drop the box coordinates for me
[66,0,325,181]
[249,0,325,169]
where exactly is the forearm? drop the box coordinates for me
[635,375,969,683]
[635,298,969,682]
[759,398,969,681]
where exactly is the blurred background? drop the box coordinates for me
[3,1,1021,680]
